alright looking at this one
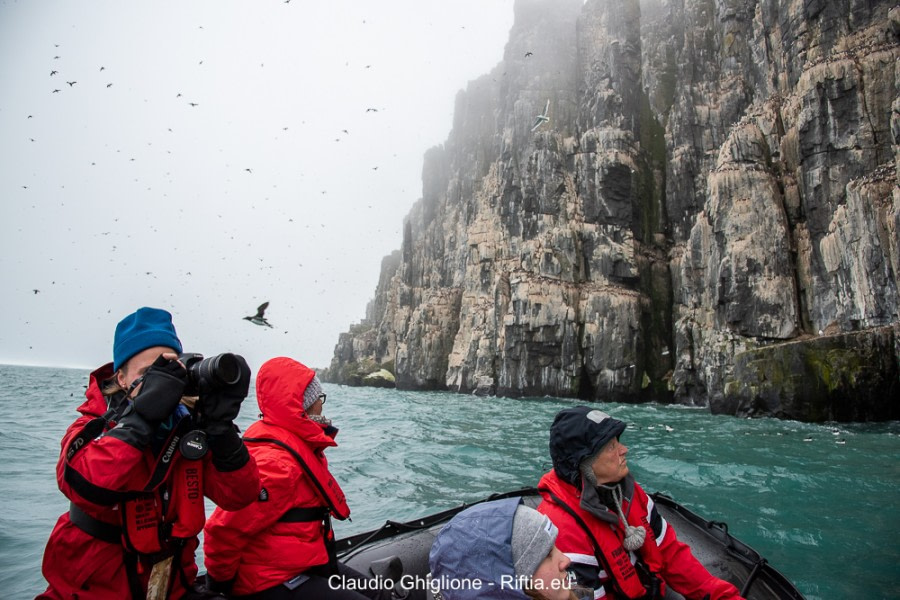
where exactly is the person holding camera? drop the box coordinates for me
[37,307,260,600]
[203,356,390,600]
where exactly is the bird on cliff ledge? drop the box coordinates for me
[243,301,274,328]
[531,99,550,131]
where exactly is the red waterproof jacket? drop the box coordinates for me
[203,357,350,596]
[538,470,742,600]
[37,363,260,600]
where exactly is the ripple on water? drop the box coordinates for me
[2,370,899,599]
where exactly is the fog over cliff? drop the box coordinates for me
[325,0,900,422]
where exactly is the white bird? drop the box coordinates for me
[531,99,550,131]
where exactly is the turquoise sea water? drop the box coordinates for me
[1,364,898,599]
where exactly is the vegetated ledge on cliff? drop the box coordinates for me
[322,0,900,422]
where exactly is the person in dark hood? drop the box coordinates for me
[536,406,744,600]
[429,497,584,600]
[203,357,393,600]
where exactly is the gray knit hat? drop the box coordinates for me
[510,505,558,578]
[303,375,324,411]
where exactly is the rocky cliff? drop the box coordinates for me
[325,0,900,422]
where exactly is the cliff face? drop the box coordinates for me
[326,0,900,421]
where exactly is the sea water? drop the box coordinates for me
[1,364,898,599]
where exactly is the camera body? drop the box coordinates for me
[179,352,241,396]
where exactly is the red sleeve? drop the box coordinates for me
[57,414,151,505]
[203,451,295,582]
[655,516,744,600]
[202,447,260,511]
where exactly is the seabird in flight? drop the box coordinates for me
[243,302,274,328]
[531,99,550,131]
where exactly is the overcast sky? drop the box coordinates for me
[0,0,517,372]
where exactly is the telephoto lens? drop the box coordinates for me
[180,352,241,395]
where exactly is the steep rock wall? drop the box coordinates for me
[326,0,900,421]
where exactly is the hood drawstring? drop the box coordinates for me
[611,484,646,551]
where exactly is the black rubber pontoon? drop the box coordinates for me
[337,488,804,600]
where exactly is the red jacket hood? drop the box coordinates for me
[255,357,335,447]
[76,362,116,417]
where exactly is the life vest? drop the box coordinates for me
[244,423,350,521]
[64,406,209,556]
[538,470,666,599]
[243,421,350,575]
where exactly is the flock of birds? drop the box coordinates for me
[20,38,553,364]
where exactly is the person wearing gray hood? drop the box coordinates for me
[429,497,584,600]
[536,406,743,600]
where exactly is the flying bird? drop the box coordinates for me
[106,83,113,88]
[189,102,198,107]
[531,99,550,131]
[50,70,58,76]
[243,302,274,328]
[525,51,533,57]
[52,89,60,93]
[66,81,76,86]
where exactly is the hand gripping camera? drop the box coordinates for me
[177,352,243,460]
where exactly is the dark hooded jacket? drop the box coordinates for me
[537,406,743,600]
[429,497,530,600]
[548,405,626,486]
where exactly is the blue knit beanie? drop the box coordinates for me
[113,307,183,371]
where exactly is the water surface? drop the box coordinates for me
[2,365,898,599]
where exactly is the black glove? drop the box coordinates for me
[109,356,187,448]
[132,355,188,422]
[198,354,251,429]
[199,355,252,471]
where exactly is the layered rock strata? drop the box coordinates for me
[326,0,900,421]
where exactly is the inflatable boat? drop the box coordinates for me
[336,488,804,600]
